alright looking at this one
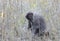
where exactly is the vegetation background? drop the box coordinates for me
[0,0,60,41]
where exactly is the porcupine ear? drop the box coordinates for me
[26,12,33,22]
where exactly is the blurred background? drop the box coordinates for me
[0,0,60,41]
